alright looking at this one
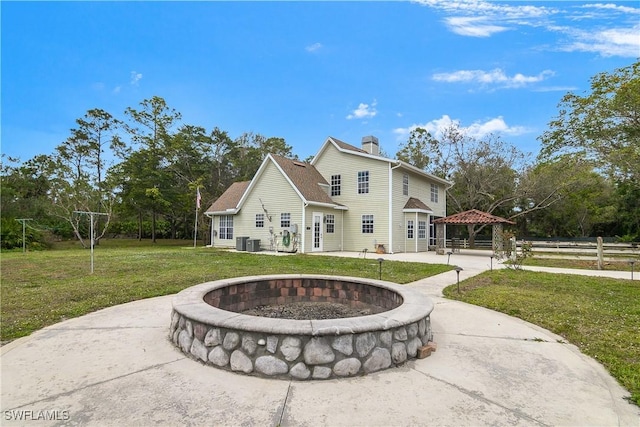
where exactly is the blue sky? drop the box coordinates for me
[2,1,638,164]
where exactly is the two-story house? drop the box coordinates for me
[204,136,451,254]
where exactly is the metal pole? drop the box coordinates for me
[90,213,95,273]
[74,211,109,274]
[194,205,198,248]
[16,219,33,253]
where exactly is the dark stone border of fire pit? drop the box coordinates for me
[170,275,434,380]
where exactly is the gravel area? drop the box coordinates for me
[241,301,384,320]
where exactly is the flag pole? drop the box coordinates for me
[194,187,201,248]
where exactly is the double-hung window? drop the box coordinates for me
[403,174,409,196]
[331,175,341,196]
[418,221,427,239]
[362,214,374,233]
[430,183,439,203]
[219,215,233,240]
[407,220,414,239]
[326,214,335,233]
[255,213,264,228]
[357,171,369,194]
[280,213,291,228]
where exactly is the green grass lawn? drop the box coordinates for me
[523,256,639,271]
[443,269,640,406]
[0,240,451,343]
[3,240,638,406]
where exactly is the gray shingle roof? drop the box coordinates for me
[328,137,368,154]
[403,197,433,212]
[205,181,250,213]
[270,155,338,205]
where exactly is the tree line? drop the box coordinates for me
[2,61,638,250]
[1,96,295,248]
[397,61,638,244]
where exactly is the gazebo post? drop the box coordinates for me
[492,223,504,257]
[434,210,515,257]
[436,223,445,255]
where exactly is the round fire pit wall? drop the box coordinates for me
[170,274,434,380]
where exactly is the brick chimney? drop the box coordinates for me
[361,135,379,155]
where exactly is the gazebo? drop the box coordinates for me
[433,209,515,256]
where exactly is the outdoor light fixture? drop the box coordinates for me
[377,258,384,280]
[447,251,453,265]
[454,266,463,293]
[629,260,636,281]
[489,254,494,271]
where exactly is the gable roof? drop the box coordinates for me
[327,137,368,155]
[207,154,345,216]
[269,155,340,206]
[433,209,515,225]
[403,197,433,213]
[205,181,250,214]
[312,136,452,187]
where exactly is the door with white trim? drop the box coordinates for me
[312,212,323,252]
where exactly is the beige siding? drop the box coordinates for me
[390,168,447,253]
[212,142,448,254]
[300,208,344,253]
[314,144,390,252]
[212,160,304,251]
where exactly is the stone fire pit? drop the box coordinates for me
[170,274,434,380]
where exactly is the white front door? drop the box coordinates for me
[312,212,323,252]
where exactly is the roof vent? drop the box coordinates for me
[362,135,379,155]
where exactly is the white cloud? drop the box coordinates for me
[130,71,143,86]
[559,25,640,57]
[305,42,323,52]
[393,115,528,141]
[113,85,122,94]
[444,17,509,37]
[414,0,639,58]
[346,100,377,120]
[432,68,554,89]
[413,0,554,19]
[581,3,640,15]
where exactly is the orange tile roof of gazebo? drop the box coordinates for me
[433,209,515,225]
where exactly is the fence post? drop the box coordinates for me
[597,236,604,270]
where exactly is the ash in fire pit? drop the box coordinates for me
[242,301,382,320]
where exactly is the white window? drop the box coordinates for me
[407,220,414,239]
[403,174,409,196]
[326,214,335,233]
[357,171,369,194]
[331,175,341,196]
[430,183,439,203]
[219,215,233,240]
[418,221,427,239]
[362,214,374,233]
[256,213,264,228]
[280,213,291,228]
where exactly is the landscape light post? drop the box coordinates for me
[630,260,636,281]
[489,254,494,271]
[447,251,452,265]
[455,266,463,293]
[377,258,384,280]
